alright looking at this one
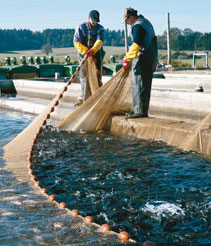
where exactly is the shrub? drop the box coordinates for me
[172,60,190,67]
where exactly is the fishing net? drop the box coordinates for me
[3,57,132,182]
[3,58,135,244]
[57,68,131,131]
[4,55,210,244]
[179,112,211,155]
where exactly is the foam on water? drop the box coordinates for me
[142,201,185,222]
[30,126,211,245]
[1,111,211,245]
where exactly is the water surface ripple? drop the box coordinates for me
[0,112,125,246]
[31,126,211,246]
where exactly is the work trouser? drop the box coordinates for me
[131,60,153,116]
[131,38,158,116]
[78,51,103,101]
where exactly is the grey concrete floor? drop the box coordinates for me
[1,72,211,123]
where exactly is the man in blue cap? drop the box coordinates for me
[122,7,158,118]
[74,10,105,102]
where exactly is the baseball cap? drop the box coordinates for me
[89,10,100,23]
[122,7,137,22]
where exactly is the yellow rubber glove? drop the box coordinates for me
[74,41,88,55]
[91,39,103,53]
[125,42,141,62]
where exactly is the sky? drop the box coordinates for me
[0,0,211,35]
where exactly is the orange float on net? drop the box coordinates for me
[41,188,48,194]
[48,194,56,202]
[100,224,111,232]
[143,241,156,246]
[50,107,54,112]
[118,231,130,241]
[84,216,93,223]
[59,202,66,209]
[35,181,41,187]
[46,114,51,119]
[28,169,33,174]
[31,175,36,180]
[28,163,33,169]
[71,74,76,80]
[70,209,79,216]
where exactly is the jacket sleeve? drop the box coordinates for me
[74,41,88,55]
[91,39,103,53]
[125,42,141,62]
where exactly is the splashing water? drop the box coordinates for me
[32,126,211,245]
[1,111,211,245]
[141,201,185,222]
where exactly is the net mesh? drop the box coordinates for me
[57,67,131,131]
[3,58,135,244]
[3,57,211,244]
[179,112,211,155]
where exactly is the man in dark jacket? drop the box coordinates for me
[74,10,104,102]
[122,7,158,118]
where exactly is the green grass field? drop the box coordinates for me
[0,47,127,65]
[0,47,210,68]
[158,50,211,67]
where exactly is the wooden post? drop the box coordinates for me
[166,12,171,65]
[124,22,128,53]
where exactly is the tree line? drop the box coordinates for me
[157,28,211,51]
[0,27,211,51]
